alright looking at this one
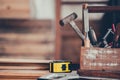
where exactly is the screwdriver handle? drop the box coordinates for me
[88,27,97,45]
[84,33,90,47]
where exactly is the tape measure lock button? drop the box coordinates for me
[61,64,67,70]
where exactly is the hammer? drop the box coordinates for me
[59,12,85,41]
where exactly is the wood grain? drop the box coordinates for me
[55,0,61,60]
[0,70,49,79]
[0,20,54,60]
[0,58,50,79]
[78,70,120,79]
[0,0,30,19]
[80,47,120,71]
[88,6,120,13]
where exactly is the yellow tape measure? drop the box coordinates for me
[49,61,72,73]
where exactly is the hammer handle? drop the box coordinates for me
[69,21,85,40]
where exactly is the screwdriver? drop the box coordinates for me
[112,23,120,48]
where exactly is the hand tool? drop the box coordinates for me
[49,61,79,73]
[112,23,120,48]
[88,27,97,45]
[98,28,114,48]
[82,4,91,47]
[60,12,93,47]
[59,12,85,41]
[112,23,116,33]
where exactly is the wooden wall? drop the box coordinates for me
[0,19,55,60]
[0,0,54,79]
[0,0,30,19]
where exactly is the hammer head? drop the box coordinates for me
[59,12,78,26]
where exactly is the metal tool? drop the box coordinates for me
[88,27,97,45]
[98,28,114,48]
[59,12,85,41]
[83,4,91,47]
[60,12,93,47]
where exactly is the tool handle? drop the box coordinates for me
[84,33,90,47]
[112,24,116,33]
[83,4,88,9]
[69,21,85,40]
[116,23,120,35]
[88,27,97,45]
[59,12,77,26]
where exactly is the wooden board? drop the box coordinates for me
[0,58,50,79]
[0,0,30,19]
[80,47,120,71]
[0,58,50,70]
[0,20,54,60]
[0,70,49,79]
[78,70,120,79]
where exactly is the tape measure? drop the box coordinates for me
[49,61,79,73]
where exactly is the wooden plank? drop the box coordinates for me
[0,20,54,59]
[0,58,50,70]
[0,3,29,10]
[0,66,48,70]
[88,6,120,13]
[55,0,61,60]
[0,42,54,54]
[0,70,49,79]
[80,47,120,71]
[61,0,108,5]
[0,59,50,71]
[0,58,50,79]
[78,70,120,79]
[0,20,52,28]
[0,0,30,19]
[0,10,30,19]
[0,58,51,63]
[0,0,29,4]
[0,33,54,43]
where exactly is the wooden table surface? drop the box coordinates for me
[0,58,50,80]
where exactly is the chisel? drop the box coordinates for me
[83,4,90,47]
[88,27,97,45]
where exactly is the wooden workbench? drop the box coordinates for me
[0,58,50,80]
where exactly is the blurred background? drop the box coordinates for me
[0,0,115,63]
